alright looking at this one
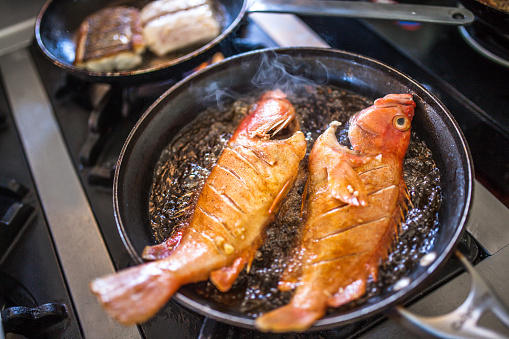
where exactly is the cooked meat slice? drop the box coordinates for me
[74,6,146,72]
[140,0,221,57]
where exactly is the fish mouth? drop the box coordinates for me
[251,114,300,140]
[268,115,300,140]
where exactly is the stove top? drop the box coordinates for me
[0,69,80,338]
[1,1,509,338]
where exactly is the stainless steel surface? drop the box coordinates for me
[0,19,35,57]
[250,13,329,47]
[396,252,509,338]
[249,0,474,25]
[0,0,45,30]
[0,0,45,56]
[0,49,141,339]
[0,313,4,339]
[467,181,509,255]
[359,245,509,338]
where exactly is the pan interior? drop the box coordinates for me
[114,48,472,329]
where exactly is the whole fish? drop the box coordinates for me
[255,93,415,332]
[90,90,307,325]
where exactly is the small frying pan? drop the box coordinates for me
[35,0,474,84]
[459,0,509,34]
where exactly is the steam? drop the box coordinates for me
[200,50,330,110]
[250,52,329,98]
[201,82,239,111]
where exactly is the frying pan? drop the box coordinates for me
[35,0,474,84]
[459,0,509,35]
[113,47,509,336]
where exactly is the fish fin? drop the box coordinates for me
[299,178,310,218]
[278,279,297,292]
[90,261,180,325]
[327,159,368,206]
[255,304,325,333]
[395,178,411,240]
[142,229,184,260]
[278,246,304,292]
[210,239,261,292]
[269,178,293,214]
[210,256,247,292]
[327,279,366,308]
[378,193,406,263]
[370,264,379,281]
[399,179,412,211]
[374,177,409,262]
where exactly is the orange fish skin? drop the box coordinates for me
[90,90,306,325]
[256,93,415,333]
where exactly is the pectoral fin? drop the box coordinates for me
[210,245,258,292]
[278,246,304,292]
[269,178,293,214]
[142,229,184,261]
[327,158,368,206]
[327,279,366,308]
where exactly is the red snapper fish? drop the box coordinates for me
[255,93,416,332]
[90,90,306,325]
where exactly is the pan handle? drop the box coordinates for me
[248,0,475,25]
[393,251,509,338]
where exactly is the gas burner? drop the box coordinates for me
[80,85,139,168]
[0,273,68,338]
[79,83,173,187]
[459,20,509,67]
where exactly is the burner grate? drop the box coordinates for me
[0,273,68,338]
[0,178,33,264]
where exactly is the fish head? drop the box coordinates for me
[348,94,415,158]
[231,90,299,144]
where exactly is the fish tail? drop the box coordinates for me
[90,261,181,325]
[255,304,324,333]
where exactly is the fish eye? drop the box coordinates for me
[393,115,410,131]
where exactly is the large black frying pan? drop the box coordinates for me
[111,47,509,337]
[35,0,473,84]
[459,0,509,34]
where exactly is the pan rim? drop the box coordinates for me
[113,46,474,331]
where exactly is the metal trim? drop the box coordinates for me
[0,49,141,338]
[0,19,35,57]
[249,13,330,48]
